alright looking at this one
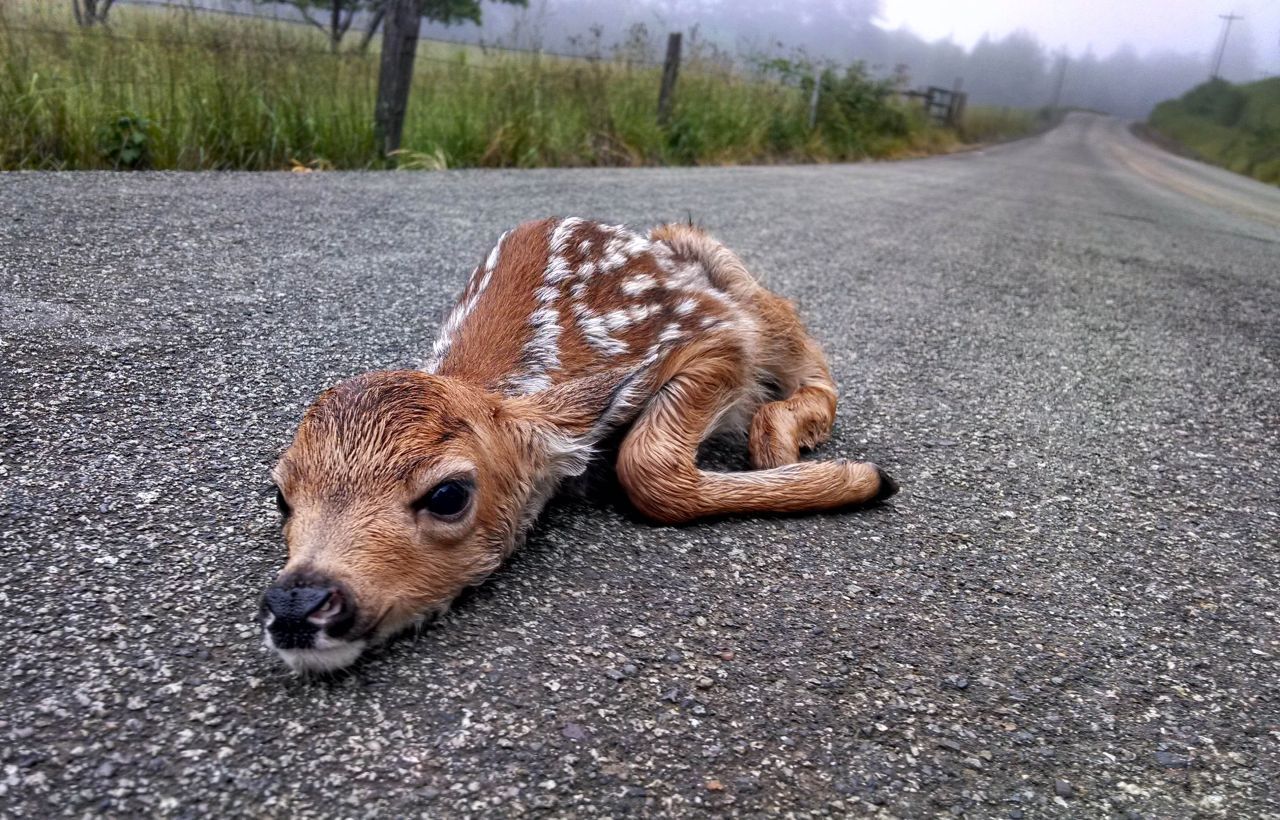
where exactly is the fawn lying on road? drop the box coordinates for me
[263,218,898,673]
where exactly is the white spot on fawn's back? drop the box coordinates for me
[602,309,633,332]
[549,218,583,255]
[659,322,685,344]
[424,229,510,371]
[622,275,658,296]
[508,219,593,392]
[628,303,662,324]
[575,304,629,357]
[545,255,574,284]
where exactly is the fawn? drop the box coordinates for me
[263,218,897,672]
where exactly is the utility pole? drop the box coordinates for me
[1210,12,1243,80]
[1049,53,1068,110]
[807,67,821,130]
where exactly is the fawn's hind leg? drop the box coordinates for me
[648,221,895,499]
[647,221,844,471]
[744,286,843,469]
[748,334,839,469]
[616,339,894,525]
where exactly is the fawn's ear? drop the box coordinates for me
[503,368,646,477]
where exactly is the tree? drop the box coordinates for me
[267,0,526,54]
[71,0,115,27]
[966,30,1049,109]
[276,0,365,52]
[367,0,528,50]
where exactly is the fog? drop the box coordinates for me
[206,0,1280,117]
[425,0,1279,117]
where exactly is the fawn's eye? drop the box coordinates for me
[275,486,292,518]
[414,480,471,521]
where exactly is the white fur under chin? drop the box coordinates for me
[264,631,367,674]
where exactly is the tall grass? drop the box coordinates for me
[0,1,1037,171]
[957,106,1043,144]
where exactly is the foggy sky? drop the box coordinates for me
[878,0,1280,78]
[188,1,1280,115]
[461,0,1277,91]
[437,0,1276,114]
[185,0,1280,79]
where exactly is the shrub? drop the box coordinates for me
[96,113,153,169]
[1180,79,1247,127]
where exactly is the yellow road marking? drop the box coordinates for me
[1106,131,1280,230]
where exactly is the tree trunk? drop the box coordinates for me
[330,0,341,53]
[74,0,113,26]
[374,0,420,157]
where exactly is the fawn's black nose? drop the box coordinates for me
[262,582,354,649]
[265,585,332,622]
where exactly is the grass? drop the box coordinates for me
[0,1,1043,171]
[956,106,1056,144]
[1147,77,1280,186]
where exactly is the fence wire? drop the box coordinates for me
[6,24,505,69]
[111,0,668,68]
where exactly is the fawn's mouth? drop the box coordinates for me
[264,629,368,674]
[261,605,394,675]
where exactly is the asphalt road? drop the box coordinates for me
[2,113,1278,818]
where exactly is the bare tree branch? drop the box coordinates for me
[288,1,329,36]
[338,5,359,40]
[358,3,387,53]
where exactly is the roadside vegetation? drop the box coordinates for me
[1147,77,1280,186]
[0,1,1045,171]
[955,106,1058,144]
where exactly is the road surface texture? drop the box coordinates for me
[2,113,1277,818]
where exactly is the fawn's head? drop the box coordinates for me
[262,368,636,673]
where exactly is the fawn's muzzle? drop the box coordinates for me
[262,579,355,650]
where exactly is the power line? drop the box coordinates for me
[1210,12,1243,80]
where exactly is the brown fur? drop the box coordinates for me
[268,219,896,669]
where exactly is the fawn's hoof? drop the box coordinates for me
[873,465,900,501]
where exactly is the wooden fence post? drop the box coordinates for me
[807,68,821,129]
[946,77,965,127]
[374,0,420,159]
[951,92,967,128]
[657,32,682,126]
